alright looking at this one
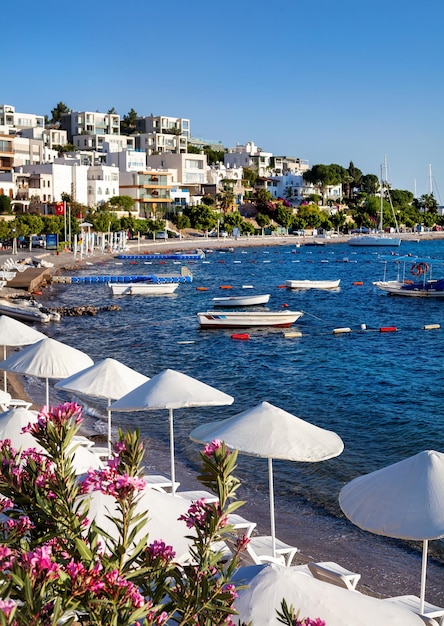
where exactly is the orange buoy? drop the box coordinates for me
[231,333,250,341]
[282,303,289,308]
[196,287,208,291]
[277,285,287,289]
[32,291,42,296]
[353,281,363,286]
[380,326,397,332]
[129,261,137,265]
[220,285,232,289]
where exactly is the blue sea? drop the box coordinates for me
[32,238,444,602]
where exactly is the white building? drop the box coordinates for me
[146,152,207,192]
[207,162,245,204]
[73,133,135,153]
[19,161,89,205]
[60,111,120,142]
[106,149,146,172]
[87,164,120,207]
[0,104,45,132]
[224,141,273,177]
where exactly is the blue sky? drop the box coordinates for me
[4,0,444,201]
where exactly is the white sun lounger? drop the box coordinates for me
[143,474,180,493]
[176,489,219,503]
[308,561,361,591]
[247,535,299,567]
[385,595,444,626]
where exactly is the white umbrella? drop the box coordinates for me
[83,485,195,565]
[55,358,149,455]
[111,369,234,495]
[339,450,444,614]
[0,337,94,408]
[0,316,46,391]
[0,407,103,474]
[233,563,424,626]
[190,401,343,556]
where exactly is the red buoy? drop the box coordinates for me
[379,326,397,332]
[231,333,250,341]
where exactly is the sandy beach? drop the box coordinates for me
[2,232,444,604]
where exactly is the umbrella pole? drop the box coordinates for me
[169,408,176,496]
[420,539,428,614]
[107,399,112,458]
[268,457,276,558]
[3,345,6,392]
[45,378,49,408]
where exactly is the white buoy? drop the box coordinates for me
[360,323,367,331]
[283,331,303,338]
[423,324,440,330]
[333,327,352,334]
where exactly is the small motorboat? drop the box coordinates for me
[373,257,444,297]
[285,279,340,290]
[212,294,270,307]
[197,310,303,329]
[0,299,59,323]
[108,282,179,295]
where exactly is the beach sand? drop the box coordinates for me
[1,233,444,603]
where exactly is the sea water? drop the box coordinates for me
[32,238,444,602]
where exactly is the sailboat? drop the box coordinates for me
[349,160,401,247]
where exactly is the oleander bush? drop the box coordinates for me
[0,402,325,626]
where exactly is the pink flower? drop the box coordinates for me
[179,499,214,530]
[203,439,224,457]
[0,598,16,618]
[146,540,176,563]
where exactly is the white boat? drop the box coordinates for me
[197,310,303,328]
[0,299,54,323]
[373,257,444,297]
[349,160,401,247]
[108,282,179,295]
[373,279,444,297]
[349,234,401,247]
[212,294,270,306]
[285,279,340,290]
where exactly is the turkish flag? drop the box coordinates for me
[55,202,64,215]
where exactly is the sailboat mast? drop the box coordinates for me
[379,164,384,232]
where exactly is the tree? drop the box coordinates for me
[360,174,379,195]
[203,145,225,165]
[184,205,218,231]
[53,143,77,153]
[108,107,117,114]
[90,212,121,233]
[275,205,293,233]
[256,212,270,235]
[49,102,70,124]
[120,108,138,135]
[0,195,12,214]
[108,196,135,212]
[303,164,345,205]
[242,167,258,189]
[414,193,439,214]
[216,180,236,214]
[172,214,191,232]
[346,161,363,198]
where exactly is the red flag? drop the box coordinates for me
[55,202,65,215]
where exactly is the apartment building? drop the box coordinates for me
[146,152,207,199]
[120,170,172,218]
[59,111,120,142]
[135,115,190,155]
[224,141,274,177]
[87,164,120,207]
[0,104,45,132]
[0,134,14,173]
